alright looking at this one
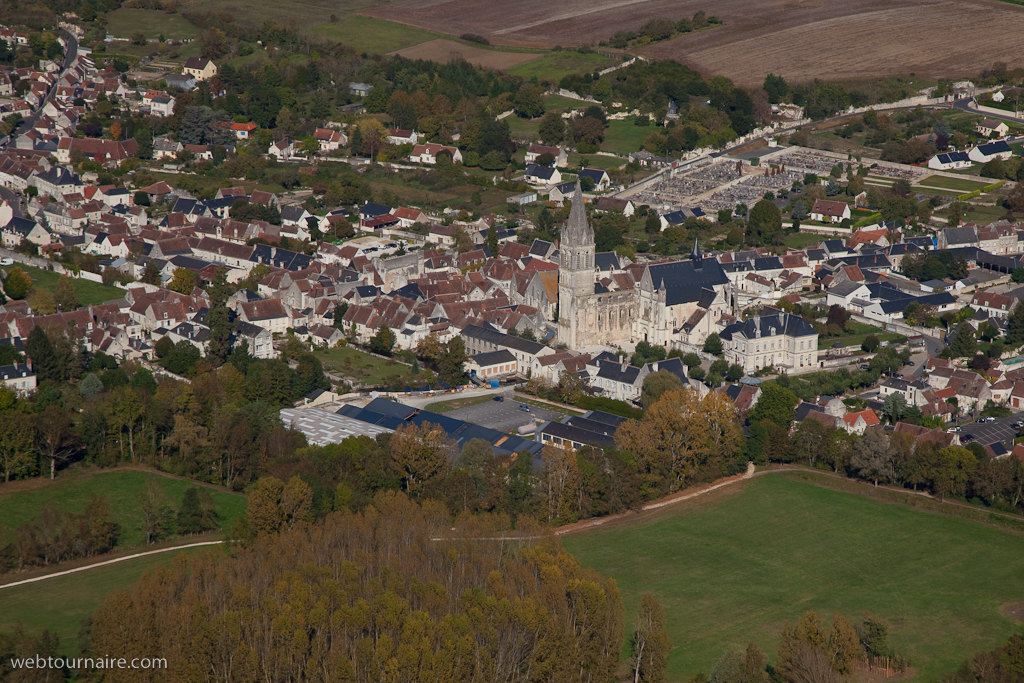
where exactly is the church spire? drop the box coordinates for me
[690,237,702,265]
[563,182,594,247]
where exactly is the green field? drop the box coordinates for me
[105,8,200,40]
[17,264,124,306]
[782,232,826,250]
[313,345,415,386]
[917,176,989,192]
[543,93,590,111]
[509,52,617,83]
[309,16,440,54]
[817,321,905,350]
[563,474,1024,682]
[0,546,214,655]
[0,469,247,548]
[602,118,652,156]
[569,153,624,170]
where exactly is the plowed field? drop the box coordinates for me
[364,0,1024,85]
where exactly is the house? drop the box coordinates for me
[524,164,561,185]
[548,181,577,204]
[841,408,880,435]
[410,143,462,165]
[269,138,295,159]
[578,167,611,191]
[182,57,217,81]
[349,82,373,97]
[927,152,972,171]
[313,128,346,152]
[970,290,1017,318]
[969,140,1013,163]
[595,197,635,217]
[230,122,258,140]
[238,299,292,334]
[233,320,274,359]
[976,118,1009,138]
[465,349,517,380]
[524,144,567,167]
[2,216,50,248]
[719,307,819,373]
[0,363,36,395]
[810,199,851,224]
[386,129,419,145]
[507,191,538,206]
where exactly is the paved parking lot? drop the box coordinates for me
[959,416,1019,446]
[447,396,565,433]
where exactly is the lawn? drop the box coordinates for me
[309,16,440,54]
[425,394,495,413]
[15,264,124,306]
[602,118,652,156]
[917,176,989,192]
[313,345,415,387]
[782,232,826,249]
[0,469,248,548]
[562,474,1024,682]
[570,153,625,171]
[0,545,215,655]
[508,52,617,83]
[543,93,589,111]
[105,8,200,40]
[817,321,906,350]
[506,115,541,141]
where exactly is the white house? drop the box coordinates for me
[579,167,611,191]
[386,128,419,145]
[182,57,217,82]
[969,140,1013,163]
[927,151,972,170]
[314,128,347,153]
[810,199,851,224]
[524,163,561,185]
[976,118,1009,138]
[269,138,295,160]
[410,143,462,165]
[524,144,567,167]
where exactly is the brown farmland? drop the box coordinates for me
[390,39,543,69]
[364,0,1024,86]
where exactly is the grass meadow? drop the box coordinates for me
[105,8,200,40]
[0,546,217,655]
[562,474,1024,682]
[15,264,125,307]
[0,469,247,548]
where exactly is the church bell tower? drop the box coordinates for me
[558,183,595,348]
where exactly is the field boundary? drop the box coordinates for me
[0,541,224,590]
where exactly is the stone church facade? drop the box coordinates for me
[557,184,731,351]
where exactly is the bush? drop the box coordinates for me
[460,33,490,45]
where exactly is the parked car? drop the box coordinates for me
[519,404,530,412]
[0,258,12,266]
[946,426,962,433]
[961,434,975,443]
[492,395,504,402]
[1014,421,1024,429]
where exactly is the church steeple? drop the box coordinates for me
[690,237,702,267]
[562,183,594,248]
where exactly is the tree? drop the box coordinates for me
[36,405,76,479]
[168,267,198,294]
[139,481,174,544]
[369,324,396,356]
[3,267,32,299]
[27,288,55,314]
[177,487,215,535]
[539,112,566,145]
[777,611,861,683]
[703,332,724,355]
[389,422,455,495]
[747,199,783,245]
[0,411,35,482]
[862,334,880,352]
[1007,182,1024,213]
[26,326,58,383]
[748,381,798,428]
[631,593,671,683]
[54,275,79,312]
[852,428,896,485]
[1013,268,1024,284]
[280,476,313,528]
[641,370,685,409]
[438,336,468,387]
[332,301,349,330]
[951,325,977,358]
[763,73,789,103]
[513,86,545,118]
[80,372,103,397]
[247,476,285,535]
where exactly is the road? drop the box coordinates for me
[952,96,1022,125]
[11,28,78,139]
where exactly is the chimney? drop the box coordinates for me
[652,361,658,373]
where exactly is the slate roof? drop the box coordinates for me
[719,307,817,341]
[646,258,729,306]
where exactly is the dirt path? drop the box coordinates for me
[0,541,224,590]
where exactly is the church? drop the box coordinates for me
[557,184,732,351]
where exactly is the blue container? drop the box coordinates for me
[490,379,500,388]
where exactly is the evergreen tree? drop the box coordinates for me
[951,325,977,358]
[177,487,206,535]
[25,326,58,383]
[370,324,396,356]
